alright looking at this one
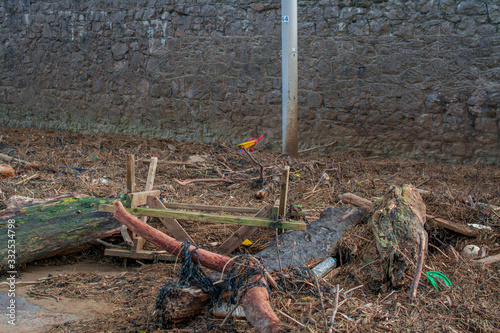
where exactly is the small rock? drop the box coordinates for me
[461,245,480,259]
[188,155,208,163]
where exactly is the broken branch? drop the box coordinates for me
[173,178,234,186]
[298,141,337,154]
[111,201,282,333]
[339,193,478,237]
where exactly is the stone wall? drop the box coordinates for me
[0,0,499,162]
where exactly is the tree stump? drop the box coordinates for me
[157,286,210,324]
[369,185,427,292]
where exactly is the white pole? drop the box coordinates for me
[282,0,298,158]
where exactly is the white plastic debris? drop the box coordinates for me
[211,303,246,318]
[467,223,492,231]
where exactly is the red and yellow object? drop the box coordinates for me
[237,136,264,152]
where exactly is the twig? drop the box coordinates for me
[314,275,328,328]
[385,173,398,182]
[428,243,450,259]
[304,168,335,200]
[241,147,265,179]
[356,259,380,272]
[380,290,396,303]
[276,228,283,272]
[173,178,234,186]
[298,141,337,154]
[277,310,312,331]
[14,173,39,185]
[29,288,60,301]
[264,270,279,291]
[344,284,363,295]
[327,284,341,333]
[410,229,428,300]
[95,239,118,248]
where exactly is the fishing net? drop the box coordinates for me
[156,243,270,330]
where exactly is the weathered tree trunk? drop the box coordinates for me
[111,201,283,333]
[0,195,121,273]
[368,185,427,298]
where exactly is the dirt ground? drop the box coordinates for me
[0,126,499,332]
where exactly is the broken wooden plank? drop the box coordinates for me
[127,190,162,209]
[145,156,158,192]
[278,166,290,217]
[147,196,195,244]
[272,198,280,221]
[126,154,136,195]
[134,156,159,251]
[99,204,306,231]
[121,154,136,246]
[104,248,176,261]
[218,205,273,255]
[160,202,260,214]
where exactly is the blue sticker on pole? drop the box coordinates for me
[282,16,289,22]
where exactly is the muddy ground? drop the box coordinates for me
[0,126,499,332]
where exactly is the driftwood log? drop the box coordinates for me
[255,207,365,273]
[0,195,121,273]
[111,201,282,333]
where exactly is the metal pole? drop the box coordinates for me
[282,0,298,158]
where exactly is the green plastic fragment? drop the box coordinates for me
[426,271,451,291]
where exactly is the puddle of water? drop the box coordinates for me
[0,262,127,332]
[0,291,80,333]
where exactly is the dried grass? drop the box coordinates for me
[0,126,499,332]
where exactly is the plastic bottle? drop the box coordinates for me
[311,257,338,277]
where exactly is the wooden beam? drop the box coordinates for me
[122,154,136,246]
[126,154,136,195]
[145,156,158,192]
[278,166,290,217]
[218,205,273,255]
[160,202,261,214]
[127,190,161,207]
[99,204,306,231]
[272,198,280,221]
[134,156,159,251]
[147,196,195,244]
[104,248,176,261]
